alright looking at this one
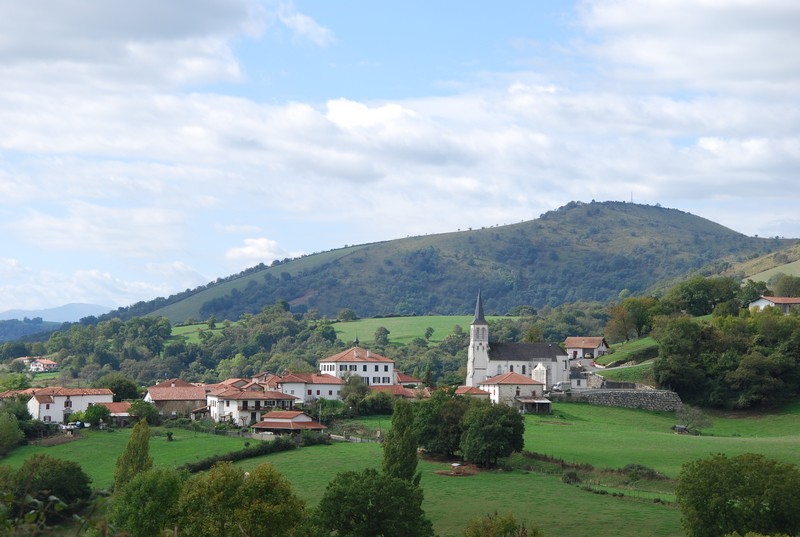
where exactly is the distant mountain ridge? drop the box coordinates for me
[90,201,789,324]
[0,303,111,323]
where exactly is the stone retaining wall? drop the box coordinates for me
[560,389,682,412]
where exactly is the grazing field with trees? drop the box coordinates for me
[3,402,799,536]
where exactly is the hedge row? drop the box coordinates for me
[179,436,297,473]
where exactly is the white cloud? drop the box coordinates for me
[276,2,335,47]
[225,237,304,264]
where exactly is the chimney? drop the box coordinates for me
[367,350,371,358]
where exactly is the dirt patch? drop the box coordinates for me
[434,464,479,477]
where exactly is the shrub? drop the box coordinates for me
[179,436,298,473]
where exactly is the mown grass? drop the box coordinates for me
[334,315,512,346]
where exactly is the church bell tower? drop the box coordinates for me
[466,291,490,387]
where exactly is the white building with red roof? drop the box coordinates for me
[319,346,395,386]
[563,337,610,360]
[207,384,295,426]
[27,357,58,372]
[276,373,344,405]
[749,296,800,314]
[22,387,114,423]
[479,372,548,412]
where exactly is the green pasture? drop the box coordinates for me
[601,337,658,366]
[1,427,249,489]
[169,323,226,345]
[334,315,511,346]
[4,402,800,536]
[598,361,655,384]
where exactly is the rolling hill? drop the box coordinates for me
[99,201,794,324]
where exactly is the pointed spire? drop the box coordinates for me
[474,290,486,323]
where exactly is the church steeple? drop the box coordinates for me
[466,290,489,386]
[473,290,487,324]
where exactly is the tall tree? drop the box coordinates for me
[114,419,153,491]
[382,399,419,483]
[0,413,24,456]
[316,468,434,537]
[460,402,524,467]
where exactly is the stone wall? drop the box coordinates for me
[559,389,682,412]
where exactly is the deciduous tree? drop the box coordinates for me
[460,402,524,467]
[677,453,800,537]
[111,467,183,537]
[316,468,433,537]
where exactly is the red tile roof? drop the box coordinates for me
[563,337,607,348]
[319,347,394,364]
[455,386,490,396]
[479,372,544,386]
[760,296,800,305]
[98,402,132,414]
[397,372,423,383]
[29,387,114,397]
[252,420,326,431]
[279,373,344,385]
[261,410,305,420]
[213,389,295,401]
[146,385,207,401]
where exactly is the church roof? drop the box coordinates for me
[489,342,566,362]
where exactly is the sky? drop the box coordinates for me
[1,0,800,313]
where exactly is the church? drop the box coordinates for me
[465,291,570,389]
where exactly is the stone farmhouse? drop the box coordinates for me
[749,295,800,314]
[144,378,207,418]
[478,371,550,413]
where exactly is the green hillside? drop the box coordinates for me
[101,201,794,324]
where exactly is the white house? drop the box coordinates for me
[27,358,58,372]
[276,373,344,405]
[749,296,800,314]
[466,291,569,388]
[207,386,295,425]
[563,337,610,360]
[25,387,114,423]
[318,346,395,386]
[478,371,546,412]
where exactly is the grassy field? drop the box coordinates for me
[334,315,512,346]
[600,337,658,366]
[599,361,655,384]
[5,402,800,537]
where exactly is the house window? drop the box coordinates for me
[316,390,320,395]
[225,401,229,407]
[383,377,390,383]
[45,404,50,410]
[64,400,72,408]
[307,390,312,395]
[522,365,526,375]
[384,365,389,372]
[510,365,514,372]
[328,390,333,395]
[375,365,379,372]
[349,365,357,371]
[290,390,295,394]
[372,377,379,383]
[340,365,346,371]
[362,365,367,372]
